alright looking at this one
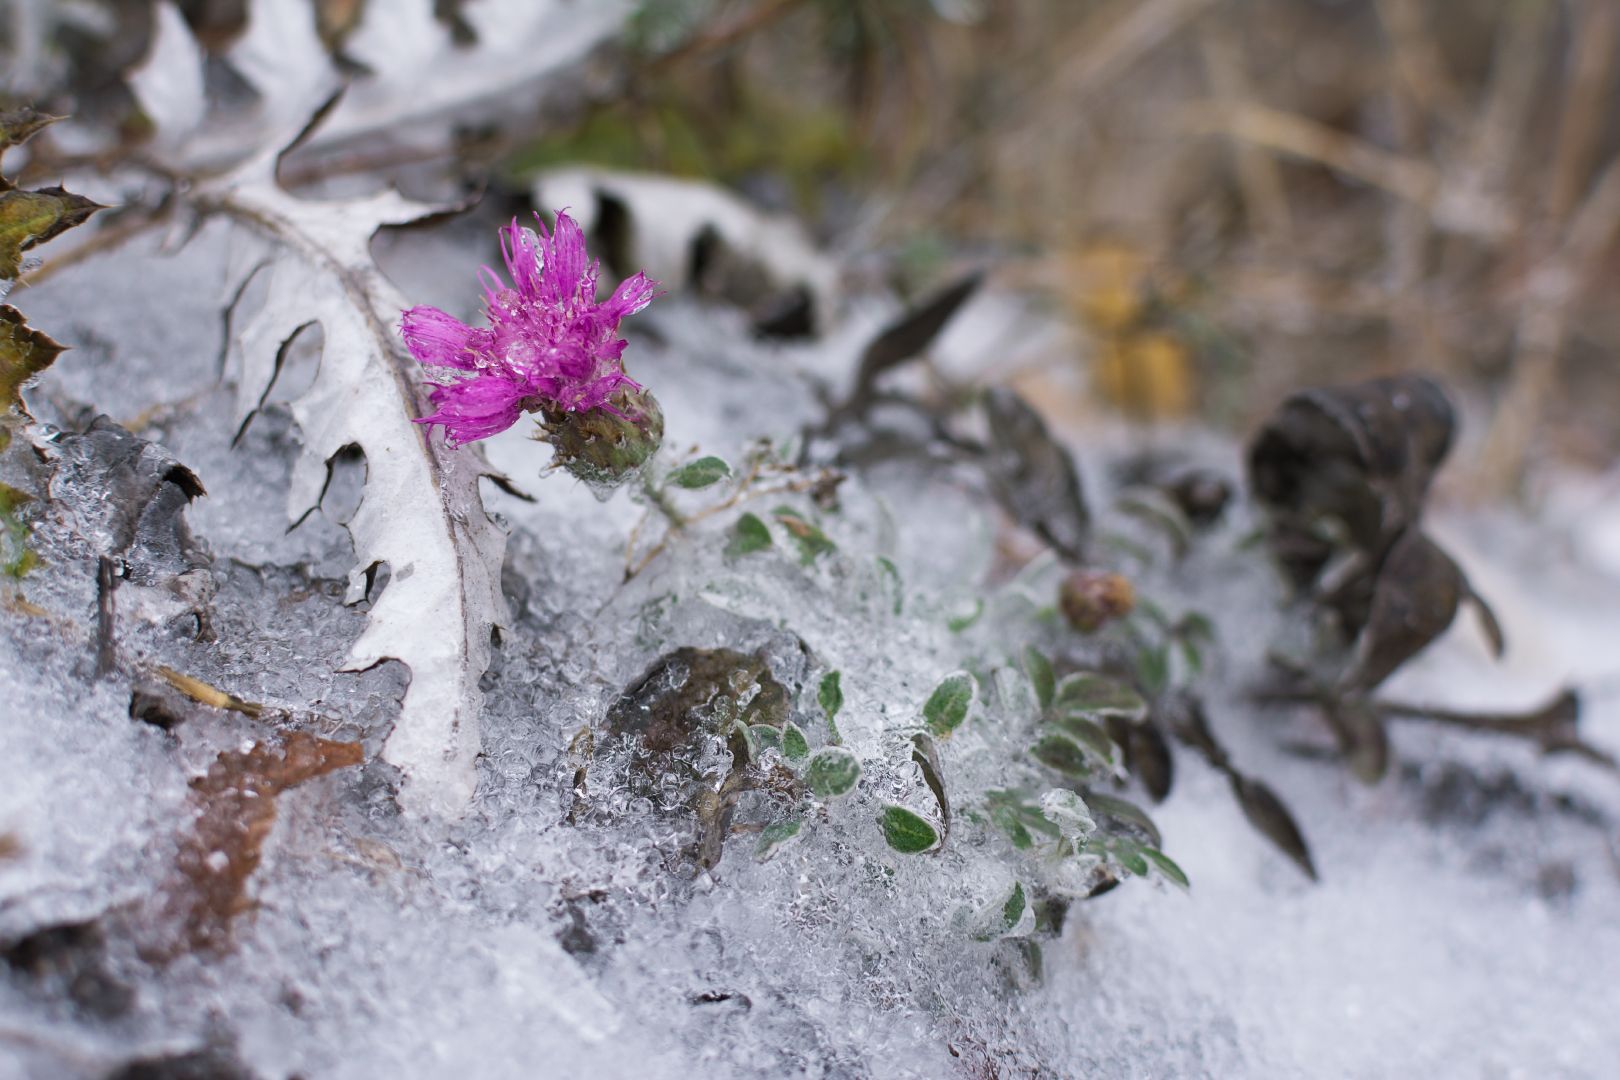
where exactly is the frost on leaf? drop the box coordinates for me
[203,124,507,814]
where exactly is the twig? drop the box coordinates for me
[1056,0,1218,100]
[1178,100,1438,207]
[1545,0,1620,222]
[1196,21,1291,240]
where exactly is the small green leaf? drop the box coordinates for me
[878,805,939,854]
[754,819,803,862]
[1084,791,1163,848]
[1030,733,1090,777]
[923,672,974,737]
[1001,881,1027,930]
[1054,673,1148,722]
[667,455,731,489]
[727,512,772,556]
[781,721,809,761]
[946,598,984,633]
[818,671,843,722]
[1023,647,1055,711]
[1136,645,1171,696]
[990,803,1033,849]
[1116,842,1151,877]
[973,881,1028,941]
[1047,714,1119,767]
[877,555,903,614]
[750,724,782,752]
[774,506,837,564]
[805,747,861,798]
[1142,847,1190,889]
[1,483,39,577]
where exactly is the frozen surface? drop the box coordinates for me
[1,210,1618,1080]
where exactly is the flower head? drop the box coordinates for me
[400,210,660,446]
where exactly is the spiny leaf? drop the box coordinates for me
[0,187,104,279]
[200,129,506,815]
[667,455,731,489]
[0,107,61,151]
[0,305,66,422]
[878,805,939,854]
[923,672,974,736]
[805,746,861,798]
[727,511,772,556]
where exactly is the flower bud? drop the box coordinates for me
[538,384,664,495]
[1059,569,1134,634]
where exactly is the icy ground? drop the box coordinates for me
[1,217,1618,1080]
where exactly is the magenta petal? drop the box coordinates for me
[416,374,528,445]
[602,271,659,321]
[499,218,544,299]
[539,210,589,303]
[397,207,660,446]
[401,306,481,370]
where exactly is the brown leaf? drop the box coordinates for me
[844,271,982,413]
[157,732,362,957]
[1230,774,1317,881]
[1343,528,1462,693]
[985,387,1091,563]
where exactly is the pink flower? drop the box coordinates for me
[401,211,660,446]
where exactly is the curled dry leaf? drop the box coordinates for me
[984,387,1090,564]
[155,731,363,957]
[1248,373,1456,639]
[1229,774,1317,881]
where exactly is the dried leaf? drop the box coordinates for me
[910,731,951,840]
[1247,374,1455,626]
[984,387,1090,563]
[159,732,363,956]
[154,666,265,717]
[844,271,983,412]
[1229,774,1316,881]
[0,106,62,156]
[1343,528,1462,693]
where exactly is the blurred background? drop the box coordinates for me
[6,0,1620,492]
